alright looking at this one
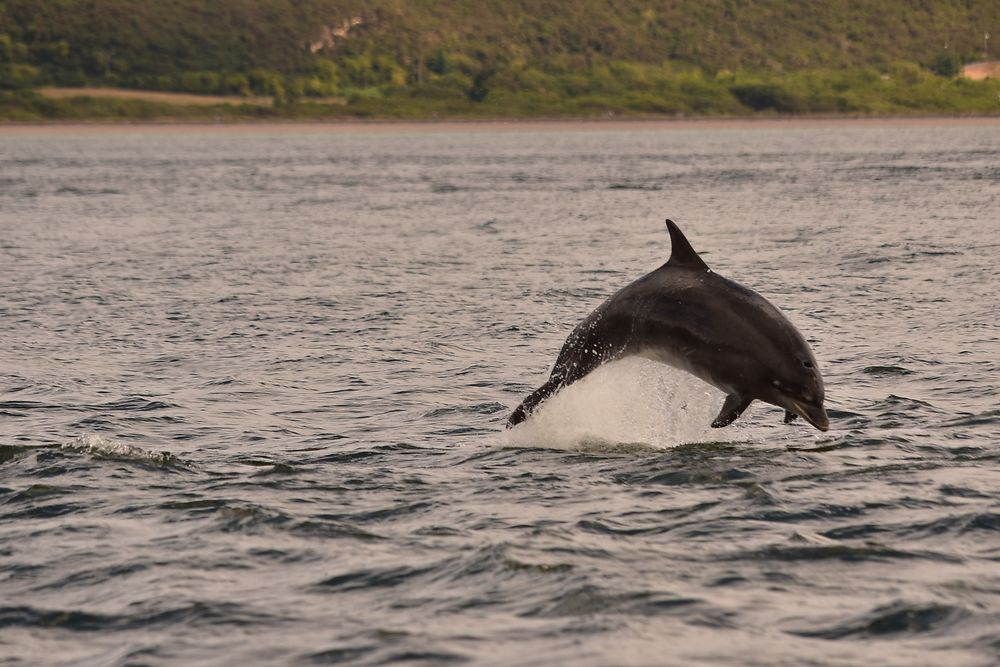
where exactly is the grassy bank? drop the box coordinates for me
[3,63,999,122]
[2,1,999,121]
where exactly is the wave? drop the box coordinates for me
[0,601,279,631]
[61,434,188,469]
[726,541,962,564]
[789,600,969,639]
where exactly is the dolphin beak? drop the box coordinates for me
[790,400,829,432]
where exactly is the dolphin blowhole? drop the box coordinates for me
[508,219,829,433]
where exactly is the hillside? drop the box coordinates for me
[2,0,999,120]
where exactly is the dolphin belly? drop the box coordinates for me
[635,344,732,395]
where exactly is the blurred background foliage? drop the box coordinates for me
[1,0,998,119]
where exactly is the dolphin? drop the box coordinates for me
[507,219,829,432]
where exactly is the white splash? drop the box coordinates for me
[504,357,727,451]
[63,434,182,466]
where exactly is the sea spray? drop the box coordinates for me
[504,357,724,451]
[63,434,187,468]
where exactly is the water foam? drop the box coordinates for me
[504,357,725,451]
[63,434,185,467]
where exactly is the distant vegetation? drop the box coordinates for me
[1,0,999,120]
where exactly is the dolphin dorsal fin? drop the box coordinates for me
[665,219,709,271]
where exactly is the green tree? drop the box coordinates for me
[929,52,962,77]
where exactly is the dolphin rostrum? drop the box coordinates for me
[507,219,829,432]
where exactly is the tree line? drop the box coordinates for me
[1,0,998,118]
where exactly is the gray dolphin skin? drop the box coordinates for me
[507,219,829,432]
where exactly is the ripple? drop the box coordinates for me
[519,585,700,618]
[935,409,1000,428]
[863,365,914,376]
[728,542,963,564]
[2,122,999,667]
[88,397,178,412]
[0,444,35,464]
[423,402,506,418]
[789,601,969,639]
[314,563,438,593]
[0,601,282,631]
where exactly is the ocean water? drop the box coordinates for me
[1,120,998,667]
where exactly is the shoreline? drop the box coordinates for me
[2,114,1000,134]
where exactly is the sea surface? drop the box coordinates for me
[1,120,999,667]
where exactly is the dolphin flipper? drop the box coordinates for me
[711,393,753,428]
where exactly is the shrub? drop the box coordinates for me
[222,73,251,96]
[730,81,804,112]
[928,52,961,78]
[178,71,221,94]
[0,63,38,89]
[467,69,493,102]
[408,71,472,99]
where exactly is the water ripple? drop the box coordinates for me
[1,122,998,667]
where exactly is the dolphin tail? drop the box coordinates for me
[508,310,627,428]
[507,343,616,427]
[507,379,561,428]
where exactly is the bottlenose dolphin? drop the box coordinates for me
[507,219,829,431]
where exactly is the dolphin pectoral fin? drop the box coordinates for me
[783,410,798,424]
[711,394,752,428]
